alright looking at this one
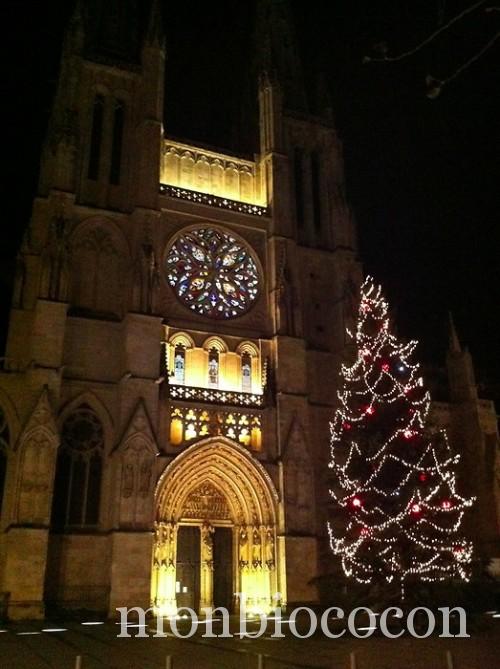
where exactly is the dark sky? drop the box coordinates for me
[1,1,499,394]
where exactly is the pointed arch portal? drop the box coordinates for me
[152,437,283,615]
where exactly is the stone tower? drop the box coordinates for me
[0,0,360,619]
[445,317,500,560]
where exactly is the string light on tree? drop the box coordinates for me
[328,276,474,597]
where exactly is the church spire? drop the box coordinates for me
[144,0,165,48]
[64,0,85,54]
[448,311,462,354]
[255,0,308,112]
[446,312,477,402]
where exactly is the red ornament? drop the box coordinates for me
[411,503,421,515]
[343,422,352,431]
[403,429,414,440]
[441,500,451,510]
[365,405,375,416]
[351,497,362,508]
[360,527,370,537]
[381,363,390,372]
[419,472,427,483]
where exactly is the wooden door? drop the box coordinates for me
[213,527,233,610]
[176,525,200,610]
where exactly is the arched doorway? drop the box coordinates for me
[152,437,282,616]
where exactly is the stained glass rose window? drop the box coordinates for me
[166,228,260,319]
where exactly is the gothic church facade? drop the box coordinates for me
[0,1,498,620]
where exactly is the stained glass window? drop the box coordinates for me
[174,345,185,384]
[166,227,259,319]
[51,405,104,529]
[241,352,252,392]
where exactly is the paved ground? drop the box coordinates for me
[0,614,499,669]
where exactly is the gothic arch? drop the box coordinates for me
[69,216,131,257]
[112,87,130,103]
[52,403,105,529]
[180,151,195,187]
[163,147,180,184]
[236,341,259,357]
[210,159,224,193]
[169,332,195,349]
[113,400,158,528]
[15,389,58,452]
[93,83,111,98]
[153,437,282,615]
[58,391,114,450]
[156,436,278,526]
[202,335,228,353]
[14,389,59,526]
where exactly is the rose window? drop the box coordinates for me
[166,228,259,319]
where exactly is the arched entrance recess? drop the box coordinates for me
[152,437,281,615]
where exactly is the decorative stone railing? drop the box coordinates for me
[169,404,262,450]
[168,383,265,409]
[159,184,268,217]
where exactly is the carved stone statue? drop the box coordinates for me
[154,521,176,567]
[201,521,214,563]
[208,356,219,386]
[265,528,275,567]
[166,522,176,566]
[252,527,262,566]
[239,525,249,566]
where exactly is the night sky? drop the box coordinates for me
[1,1,499,397]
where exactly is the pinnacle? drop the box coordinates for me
[448,312,462,354]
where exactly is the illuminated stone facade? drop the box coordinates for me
[0,1,498,621]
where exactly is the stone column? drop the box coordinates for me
[199,521,214,612]
[151,521,177,616]
[236,524,249,612]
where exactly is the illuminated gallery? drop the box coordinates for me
[0,1,498,621]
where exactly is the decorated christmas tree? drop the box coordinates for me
[328,277,474,598]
